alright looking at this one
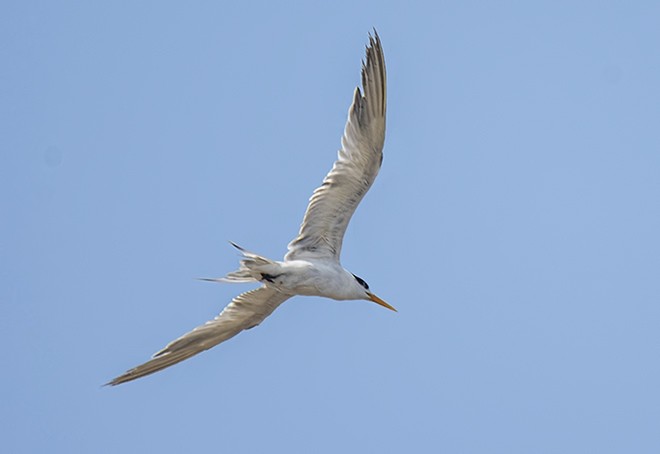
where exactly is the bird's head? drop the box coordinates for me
[351,273,397,312]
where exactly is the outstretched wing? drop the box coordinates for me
[286,31,387,262]
[107,287,290,385]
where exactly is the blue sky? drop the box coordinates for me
[3,1,660,452]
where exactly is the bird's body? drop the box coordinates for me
[108,31,392,386]
[222,245,375,300]
[237,259,352,298]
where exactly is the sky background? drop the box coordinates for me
[2,1,660,453]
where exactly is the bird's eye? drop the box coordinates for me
[352,274,369,290]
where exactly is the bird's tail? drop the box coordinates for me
[201,242,279,283]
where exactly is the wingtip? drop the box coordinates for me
[367,28,381,48]
[103,377,122,387]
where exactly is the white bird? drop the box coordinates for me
[108,31,393,386]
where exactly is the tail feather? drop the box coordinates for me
[221,270,258,283]
[219,242,279,283]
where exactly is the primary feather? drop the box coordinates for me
[107,287,290,385]
[286,32,386,261]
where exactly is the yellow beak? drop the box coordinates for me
[367,292,397,312]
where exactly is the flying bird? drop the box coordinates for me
[108,31,393,386]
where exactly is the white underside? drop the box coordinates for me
[223,247,367,301]
[254,259,366,301]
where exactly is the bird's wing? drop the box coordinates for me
[285,32,386,262]
[107,287,290,385]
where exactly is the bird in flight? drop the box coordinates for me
[108,31,393,386]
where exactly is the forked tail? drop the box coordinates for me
[201,242,279,283]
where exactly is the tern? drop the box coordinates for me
[108,31,393,386]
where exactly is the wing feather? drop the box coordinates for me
[286,31,386,261]
[107,287,290,385]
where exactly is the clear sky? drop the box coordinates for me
[3,1,660,453]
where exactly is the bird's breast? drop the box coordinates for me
[266,260,345,298]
